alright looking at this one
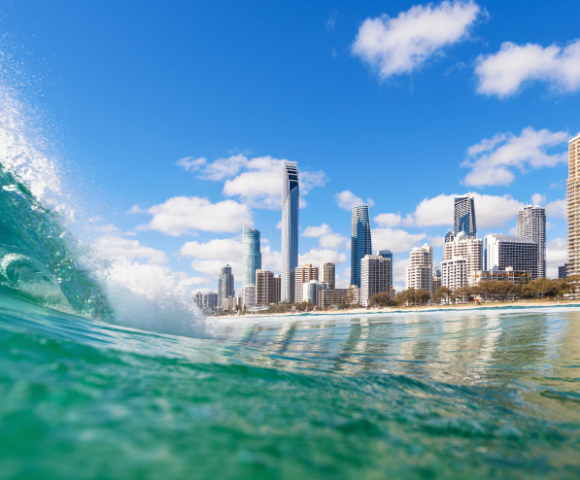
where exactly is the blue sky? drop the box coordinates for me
[1,0,578,292]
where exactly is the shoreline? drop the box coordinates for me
[212,299,580,320]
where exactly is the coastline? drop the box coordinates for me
[212,299,580,320]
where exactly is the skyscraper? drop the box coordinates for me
[361,254,391,306]
[443,232,483,277]
[454,196,476,237]
[517,205,546,278]
[242,223,261,287]
[568,134,580,277]
[321,262,335,290]
[351,203,372,287]
[218,264,235,307]
[484,234,539,279]
[405,244,433,293]
[273,275,281,304]
[294,264,319,303]
[281,161,299,302]
[377,250,393,288]
[255,269,274,305]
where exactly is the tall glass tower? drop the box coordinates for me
[242,223,261,287]
[218,264,234,307]
[517,205,546,278]
[351,203,372,287]
[454,196,477,237]
[281,161,299,302]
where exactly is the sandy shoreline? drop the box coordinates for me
[213,299,580,320]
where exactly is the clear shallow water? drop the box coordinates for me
[1,294,579,479]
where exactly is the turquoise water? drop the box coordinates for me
[1,293,579,479]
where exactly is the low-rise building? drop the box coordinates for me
[470,267,530,285]
[242,284,256,309]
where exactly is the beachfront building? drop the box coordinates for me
[361,254,392,306]
[406,244,433,294]
[242,284,256,310]
[320,285,360,308]
[294,264,319,303]
[559,264,568,279]
[243,223,261,287]
[281,161,299,302]
[470,267,530,286]
[441,258,468,291]
[517,205,546,278]
[455,196,477,237]
[433,267,442,292]
[321,262,336,290]
[351,203,372,287]
[484,234,539,279]
[194,291,203,307]
[273,275,281,303]
[302,280,329,306]
[218,265,235,307]
[377,250,393,287]
[255,269,274,305]
[568,133,580,277]
[202,293,218,311]
[443,231,483,278]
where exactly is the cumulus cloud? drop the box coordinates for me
[462,127,568,187]
[136,196,250,236]
[372,228,427,253]
[531,193,547,205]
[181,154,327,209]
[475,39,580,97]
[374,212,405,228]
[335,190,374,210]
[352,1,481,79]
[547,237,567,279]
[374,192,526,230]
[176,156,207,172]
[545,199,566,218]
[303,223,350,249]
[299,248,348,267]
[393,257,410,292]
[94,236,168,265]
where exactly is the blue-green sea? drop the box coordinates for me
[1,292,579,479]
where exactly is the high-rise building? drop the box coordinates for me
[218,265,235,306]
[454,196,476,237]
[302,280,318,304]
[321,263,336,290]
[242,285,256,310]
[243,224,261,287]
[361,254,392,306]
[281,161,299,302]
[432,267,442,292]
[517,205,546,278]
[294,264,319,303]
[377,250,393,288]
[202,292,218,311]
[273,275,281,304]
[351,203,372,287]
[405,244,433,293]
[193,291,203,308]
[484,234,539,278]
[255,269,274,305]
[441,258,468,291]
[568,133,580,277]
[559,264,568,279]
[443,232,483,276]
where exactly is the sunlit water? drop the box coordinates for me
[1,296,579,479]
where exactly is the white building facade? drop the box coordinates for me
[484,234,539,279]
[517,205,546,278]
[361,254,392,306]
[406,244,433,294]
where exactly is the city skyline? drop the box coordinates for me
[1,1,575,296]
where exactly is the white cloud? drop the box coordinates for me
[352,1,481,79]
[545,199,566,218]
[335,190,374,211]
[372,228,426,253]
[374,192,525,230]
[547,237,567,278]
[393,257,409,293]
[138,196,250,236]
[303,223,350,249]
[374,213,403,228]
[531,193,547,205]
[127,205,146,214]
[184,154,327,209]
[462,127,568,187]
[93,236,168,265]
[299,248,347,268]
[176,156,207,172]
[475,39,580,97]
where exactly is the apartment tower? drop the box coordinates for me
[484,234,539,279]
[294,264,319,303]
[405,244,433,293]
[517,205,546,278]
[569,134,580,277]
[361,254,392,306]
[443,232,483,275]
[273,275,281,304]
[218,265,235,306]
[321,262,336,290]
[454,196,477,237]
[242,223,261,287]
[255,269,274,305]
[281,161,299,302]
[351,203,372,287]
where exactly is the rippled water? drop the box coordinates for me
[1,294,579,479]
